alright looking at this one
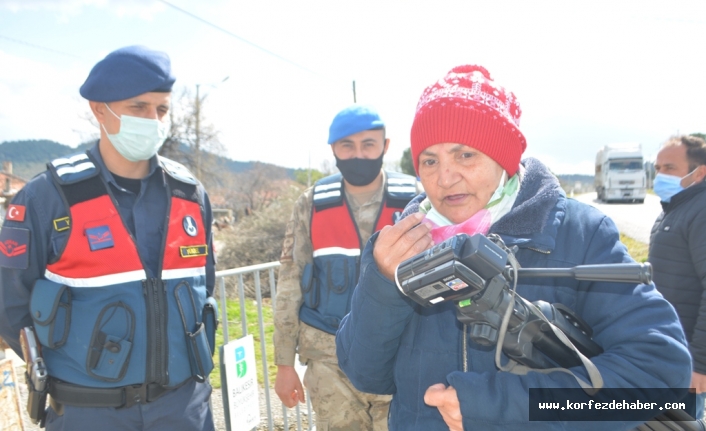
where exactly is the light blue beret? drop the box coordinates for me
[328,105,385,145]
[80,45,175,102]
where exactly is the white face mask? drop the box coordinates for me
[102,103,169,162]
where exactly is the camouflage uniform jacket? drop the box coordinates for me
[274,172,419,366]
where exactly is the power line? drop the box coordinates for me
[157,0,318,76]
[0,35,83,59]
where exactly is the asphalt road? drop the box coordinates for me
[571,192,663,245]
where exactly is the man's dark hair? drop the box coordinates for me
[665,135,706,171]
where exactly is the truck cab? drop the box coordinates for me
[594,143,647,203]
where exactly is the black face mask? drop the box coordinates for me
[335,150,384,186]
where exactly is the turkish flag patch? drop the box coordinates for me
[6,204,26,222]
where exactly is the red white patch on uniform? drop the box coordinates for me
[6,204,26,222]
[0,227,30,269]
[0,239,27,257]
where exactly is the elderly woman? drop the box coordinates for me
[335,65,691,430]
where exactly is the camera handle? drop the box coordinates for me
[455,255,607,394]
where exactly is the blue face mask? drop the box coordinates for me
[653,169,696,203]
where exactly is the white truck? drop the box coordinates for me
[594,143,646,203]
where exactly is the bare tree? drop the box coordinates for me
[160,86,226,189]
[217,182,304,298]
[207,162,292,224]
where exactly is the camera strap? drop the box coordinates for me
[492,253,604,395]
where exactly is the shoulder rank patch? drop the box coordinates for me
[86,226,114,251]
[0,227,30,269]
[53,217,70,232]
[159,156,198,185]
[6,204,26,222]
[180,245,208,258]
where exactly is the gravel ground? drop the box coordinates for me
[211,385,314,431]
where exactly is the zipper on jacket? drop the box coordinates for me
[463,324,468,372]
[102,168,177,386]
[144,277,169,385]
[528,247,551,254]
[143,279,154,382]
[152,176,174,385]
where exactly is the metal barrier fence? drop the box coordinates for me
[216,262,314,431]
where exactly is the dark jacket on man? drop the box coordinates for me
[650,180,706,373]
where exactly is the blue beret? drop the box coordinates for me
[80,45,175,102]
[328,104,385,145]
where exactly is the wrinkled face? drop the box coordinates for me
[330,129,388,160]
[418,143,504,224]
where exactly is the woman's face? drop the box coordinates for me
[418,143,504,224]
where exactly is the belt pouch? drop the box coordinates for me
[175,282,214,382]
[30,279,71,348]
[202,296,218,355]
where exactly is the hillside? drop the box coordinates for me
[2,140,591,189]
[0,139,291,180]
[0,140,93,179]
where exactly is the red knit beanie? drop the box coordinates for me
[410,65,526,175]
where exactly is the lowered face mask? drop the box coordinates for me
[102,104,169,162]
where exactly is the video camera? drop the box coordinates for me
[395,233,652,370]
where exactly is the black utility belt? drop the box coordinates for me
[49,379,176,409]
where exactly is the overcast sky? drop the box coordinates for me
[1,0,705,175]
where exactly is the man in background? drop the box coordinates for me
[650,134,706,419]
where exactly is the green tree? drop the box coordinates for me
[689,133,706,141]
[400,148,416,176]
[293,168,325,187]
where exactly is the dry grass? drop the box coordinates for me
[621,233,649,262]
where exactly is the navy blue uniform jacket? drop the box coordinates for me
[0,144,216,356]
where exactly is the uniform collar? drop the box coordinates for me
[88,141,163,188]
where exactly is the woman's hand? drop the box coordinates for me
[373,212,433,281]
[425,383,463,431]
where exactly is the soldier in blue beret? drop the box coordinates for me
[0,46,217,430]
[272,104,421,430]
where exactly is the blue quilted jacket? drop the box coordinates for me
[336,158,691,430]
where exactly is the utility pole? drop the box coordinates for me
[352,80,356,103]
[193,77,228,180]
[194,83,202,180]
